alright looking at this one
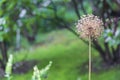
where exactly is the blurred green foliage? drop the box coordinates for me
[2,29,119,80]
[0,0,93,47]
[104,27,120,47]
[0,0,120,80]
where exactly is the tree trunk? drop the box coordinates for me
[0,41,8,69]
[113,44,120,63]
[22,29,36,44]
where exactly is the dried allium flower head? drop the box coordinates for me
[76,14,104,40]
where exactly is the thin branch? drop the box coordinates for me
[92,40,108,63]
[78,0,87,14]
[71,0,80,19]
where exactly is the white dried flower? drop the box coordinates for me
[76,14,104,40]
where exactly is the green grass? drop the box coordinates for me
[4,29,120,80]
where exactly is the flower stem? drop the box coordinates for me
[89,36,91,80]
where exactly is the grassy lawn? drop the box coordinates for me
[3,29,120,80]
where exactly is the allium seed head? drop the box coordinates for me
[76,14,104,40]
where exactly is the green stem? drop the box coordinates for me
[89,36,91,80]
[6,76,11,80]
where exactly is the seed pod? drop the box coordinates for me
[76,14,104,40]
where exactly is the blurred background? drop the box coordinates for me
[0,0,120,80]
